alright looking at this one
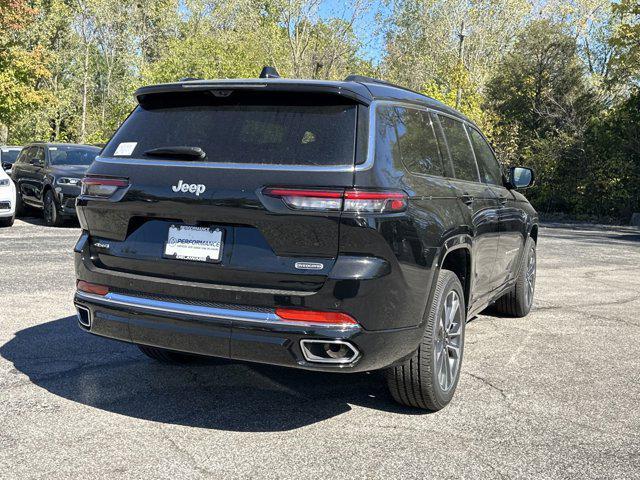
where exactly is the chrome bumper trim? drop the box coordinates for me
[75,291,360,330]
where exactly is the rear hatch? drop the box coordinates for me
[77,89,362,293]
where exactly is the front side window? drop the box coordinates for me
[468,128,502,185]
[16,147,32,164]
[437,115,479,183]
[33,147,45,166]
[393,107,444,177]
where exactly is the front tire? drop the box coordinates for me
[494,237,536,317]
[0,215,14,227]
[15,191,28,217]
[43,190,65,227]
[386,269,466,411]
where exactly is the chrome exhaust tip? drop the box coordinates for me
[76,305,91,329]
[300,339,360,364]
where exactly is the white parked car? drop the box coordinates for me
[0,167,16,227]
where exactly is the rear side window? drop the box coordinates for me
[468,128,502,185]
[437,115,479,182]
[103,91,357,167]
[393,107,444,177]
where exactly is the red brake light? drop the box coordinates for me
[81,177,128,197]
[343,189,407,212]
[275,308,358,325]
[263,187,407,213]
[77,280,109,296]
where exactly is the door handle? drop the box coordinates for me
[499,196,508,205]
[460,194,473,206]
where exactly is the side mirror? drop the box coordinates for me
[507,166,534,189]
[1,162,11,172]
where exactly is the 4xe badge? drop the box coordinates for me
[172,180,206,196]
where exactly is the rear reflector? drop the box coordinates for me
[81,177,128,197]
[275,308,358,325]
[263,187,407,213]
[77,280,109,296]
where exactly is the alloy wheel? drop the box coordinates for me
[435,290,463,392]
[524,245,536,308]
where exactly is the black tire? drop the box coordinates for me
[15,190,28,217]
[493,237,536,317]
[136,344,197,363]
[386,269,466,411]
[43,190,66,227]
[0,215,14,227]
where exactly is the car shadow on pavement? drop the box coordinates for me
[1,316,425,432]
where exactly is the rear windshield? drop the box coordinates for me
[1,149,21,164]
[102,91,358,167]
[49,146,100,166]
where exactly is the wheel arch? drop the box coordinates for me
[435,235,472,313]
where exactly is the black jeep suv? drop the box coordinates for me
[73,72,538,410]
[11,143,101,226]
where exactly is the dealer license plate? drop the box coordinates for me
[164,225,223,263]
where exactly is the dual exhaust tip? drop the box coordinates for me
[300,339,360,364]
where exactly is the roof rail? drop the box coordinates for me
[343,75,420,95]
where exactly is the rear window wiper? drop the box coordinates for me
[144,146,206,160]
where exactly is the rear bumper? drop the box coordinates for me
[74,290,423,372]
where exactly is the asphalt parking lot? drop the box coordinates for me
[0,218,639,479]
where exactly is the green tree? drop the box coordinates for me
[0,0,50,143]
[486,20,599,214]
[610,0,640,83]
[382,0,531,125]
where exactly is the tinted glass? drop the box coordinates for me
[103,91,357,166]
[394,107,444,176]
[16,147,32,164]
[0,149,21,164]
[438,115,479,182]
[374,105,403,171]
[49,146,100,166]
[469,128,501,185]
[33,147,45,166]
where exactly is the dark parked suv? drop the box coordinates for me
[73,72,537,410]
[12,143,101,226]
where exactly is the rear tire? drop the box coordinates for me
[386,269,466,411]
[493,237,536,317]
[136,344,197,363]
[0,215,14,227]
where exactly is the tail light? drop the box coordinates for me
[263,187,407,213]
[275,307,358,325]
[81,177,128,197]
[77,280,109,296]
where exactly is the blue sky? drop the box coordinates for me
[317,0,391,64]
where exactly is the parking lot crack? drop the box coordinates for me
[464,372,508,399]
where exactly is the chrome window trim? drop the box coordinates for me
[75,291,360,331]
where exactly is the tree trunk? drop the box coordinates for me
[0,123,7,144]
[80,43,90,143]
